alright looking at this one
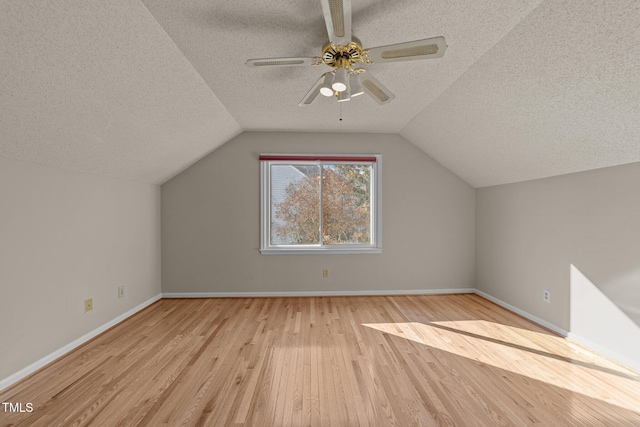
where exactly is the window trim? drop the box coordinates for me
[260,154,382,255]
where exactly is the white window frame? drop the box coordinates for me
[260,154,382,255]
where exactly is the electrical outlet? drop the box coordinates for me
[84,298,93,312]
[118,286,125,299]
[543,289,551,303]
[323,268,329,278]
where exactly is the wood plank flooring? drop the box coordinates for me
[1,294,639,426]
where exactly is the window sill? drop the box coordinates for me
[260,247,383,255]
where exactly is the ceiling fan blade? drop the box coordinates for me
[245,57,320,67]
[360,72,395,105]
[320,0,352,46]
[298,74,327,106]
[365,36,447,63]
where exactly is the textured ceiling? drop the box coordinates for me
[0,0,241,184]
[401,0,640,187]
[1,0,638,187]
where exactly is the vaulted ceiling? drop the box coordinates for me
[1,1,638,187]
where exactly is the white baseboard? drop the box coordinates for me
[473,289,569,336]
[162,288,475,298]
[567,332,640,374]
[0,294,162,392]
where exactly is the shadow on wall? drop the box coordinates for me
[570,264,640,372]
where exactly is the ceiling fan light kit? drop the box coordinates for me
[338,89,351,103]
[319,72,336,97]
[246,0,447,107]
[332,66,349,92]
[350,73,364,97]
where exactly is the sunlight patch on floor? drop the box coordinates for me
[361,321,640,412]
[430,319,603,364]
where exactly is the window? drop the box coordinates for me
[260,154,382,254]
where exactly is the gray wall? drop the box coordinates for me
[0,157,161,381]
[476,162,640,367]
[161,132,476,294]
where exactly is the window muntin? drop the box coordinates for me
[260,155,381,254]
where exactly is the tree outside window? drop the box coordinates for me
[260,155,381,254]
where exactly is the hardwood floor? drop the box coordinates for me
[2,294,639,426]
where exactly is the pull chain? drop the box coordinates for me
[339,101,343,121]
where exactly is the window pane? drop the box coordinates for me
[322,164,371,244]
[270,164,321,245]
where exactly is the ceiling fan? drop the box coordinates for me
[245,0,447,106]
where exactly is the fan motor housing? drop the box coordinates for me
[321,37,366,70]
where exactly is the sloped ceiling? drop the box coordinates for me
[0,0,241,184]
[402,0,640,187]
[1,0,638,186]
